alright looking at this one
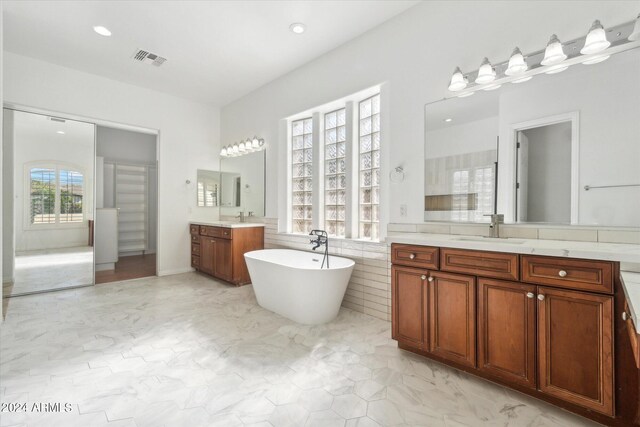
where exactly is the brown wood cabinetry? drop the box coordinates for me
[391,244,635,425]
[190,224,264,285]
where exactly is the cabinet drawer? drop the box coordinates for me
[191,255,200,268]
[191,243,201,255]
[200,226,233,239]
[191,234,200,243]
[190,224,200,235]
[441,248,518,281]
[521,256,613,294]
[391,244,439,269]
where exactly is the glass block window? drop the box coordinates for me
[30,168,56,224]
[291,117,314,234]
[358,94,380,240]
[59,169,84,223]
[324,108,347,237]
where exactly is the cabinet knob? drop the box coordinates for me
[558,270,567,278]
[622,312,628,321]
[537,294,545,301]
[526,292,535,299]
[428,277,434,282]
[421,275,427,280]
[409,253,416,260]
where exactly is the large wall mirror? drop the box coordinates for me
[424,46,640,227]
[219,150,266,217]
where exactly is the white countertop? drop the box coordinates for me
[386,232,640,263]
[190,220,265,229]
[621,271,640,334]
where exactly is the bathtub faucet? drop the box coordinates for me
[309,230,329,268]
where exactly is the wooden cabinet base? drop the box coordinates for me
[397,341,634,427]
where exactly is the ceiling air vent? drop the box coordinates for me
[132,49,167,67]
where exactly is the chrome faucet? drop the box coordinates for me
[236,211,245,223]
[484,214,504,238]
[309,230,329,268]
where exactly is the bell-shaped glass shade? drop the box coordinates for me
[475,58,496,84]
[541,34,567,65]
[630,14,640,41]
[448,67,467,91]
[252,137,260,149]
[238,141,246,152]
[505,47,528,76]
[232,143,239,155]
[581,20,610,55]
[220,146,227,157]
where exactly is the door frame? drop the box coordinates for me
[510,111,580,225]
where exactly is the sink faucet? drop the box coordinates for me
[236,211,245,223]
[484,214,504,238]
[309,230,329,268]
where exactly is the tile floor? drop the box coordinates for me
[0,273,599,426]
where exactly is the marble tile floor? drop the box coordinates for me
[0,272,600,427]
[3,246,93,296]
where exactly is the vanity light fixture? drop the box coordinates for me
[581,20,611,54]
[630,14,640,41]
[475,58,496,84]
[448,67,468,91]
[290,23,306,34]
[505,47,528,75]
[220,137,266,158]
[93,26,112,37]
[541,34,567,65]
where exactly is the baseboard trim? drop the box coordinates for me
[158,267,194,277]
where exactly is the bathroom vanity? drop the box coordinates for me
[190,222,264,285]
[390,240,640,426]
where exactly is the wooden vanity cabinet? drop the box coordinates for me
[391,243,632,424]
[190,224,263,285]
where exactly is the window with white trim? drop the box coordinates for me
[29,164,84,225]
[288,91,381,240]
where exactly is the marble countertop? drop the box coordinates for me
[621,271,640,334]
[190,220,265,229]
[386,232,640,263]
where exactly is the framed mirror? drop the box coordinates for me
[424,46,640,227]
[219,150,266,217]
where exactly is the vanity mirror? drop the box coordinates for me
[196,169,220,207]
[219,149,265,217]
[424,46,640,227]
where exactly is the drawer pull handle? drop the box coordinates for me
[558,270,567,278]
[427,277,434,282]
[409,253,416,260]
[526,292,534,299]
[622,312,628,321]
[537,294,545,301]
[421,275,427,280]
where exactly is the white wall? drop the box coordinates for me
[498,49,640,226]
[220,1,638,231]
[3,52,220,275]
[522,122,572,223]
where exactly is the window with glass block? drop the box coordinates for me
[358,94,380,240]
[324,108,347,237]
[291,117,314,234]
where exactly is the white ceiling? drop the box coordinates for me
[3,0,418,106]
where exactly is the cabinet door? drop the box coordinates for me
[199,236,215,275]
[392,265,428,350]
[213,238,232,282]
[429,271,476,368]
[478,278,536,388]
[538,287,614,415]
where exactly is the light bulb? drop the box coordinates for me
[475,58,496,84]
[582,54,610,65]
[541,34,567,65]
[232,144,239,155]
[629,14,640,41]
[512,76,533,84]
[505,47,528,76]
[581,20,610,54]
[448,67,468,91]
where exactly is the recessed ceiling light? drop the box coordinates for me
[57,131,65,135]
[93,26,112,37]
[289,23,306,34]
[444,118,452,122]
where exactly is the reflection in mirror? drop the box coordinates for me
[425,46,640,227]
[2,109,95,296]
[220,150,265,217]
[196,169,220,207]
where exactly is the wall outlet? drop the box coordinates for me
[400,204,407,217]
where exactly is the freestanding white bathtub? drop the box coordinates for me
[244,249,355,325]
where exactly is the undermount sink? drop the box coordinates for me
[453,236,525,244]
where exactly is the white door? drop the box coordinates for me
[516,131,529,222]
